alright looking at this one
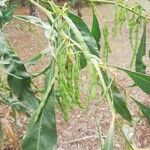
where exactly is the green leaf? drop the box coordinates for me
[133,98,150,124]
[0,33,39,111]
[103,23,111,63]
[70,40,87,69]
[22,89,57,150]
[0,94,30,117]
[0,5,16,29]
[101,70,131,121]
[91,9,101,50]
[67,12,100,69]
[5,50,39,110]
[112,84,132,121]
[117,68,150,94]
[103,119,114,150]
[67,12,100,58]
[79,52,87,69]
[135,24,146,74]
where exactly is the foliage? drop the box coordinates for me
[0,0,15,29]
[0,0,150,150]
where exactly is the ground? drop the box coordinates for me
[0,1,150,150]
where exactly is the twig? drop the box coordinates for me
[88,0,150,21]
[61,135,100,145]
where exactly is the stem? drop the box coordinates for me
[30,0,54,22]
[88,0,150,21]
[91,58,116,118]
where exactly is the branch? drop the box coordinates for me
[88,0,150,21]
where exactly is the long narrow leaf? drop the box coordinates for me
[112,84,132,121]
[103,118,115,150]
[135,24,146,73]
[91,9,101,50]
[102,70,132,121]
[133,98,150,124]
[117,68,150,94]
[22,89,57,150]
[67,12,100,58]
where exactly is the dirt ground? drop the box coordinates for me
[1,1,150,150]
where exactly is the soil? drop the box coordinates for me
[0,1,150,150]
